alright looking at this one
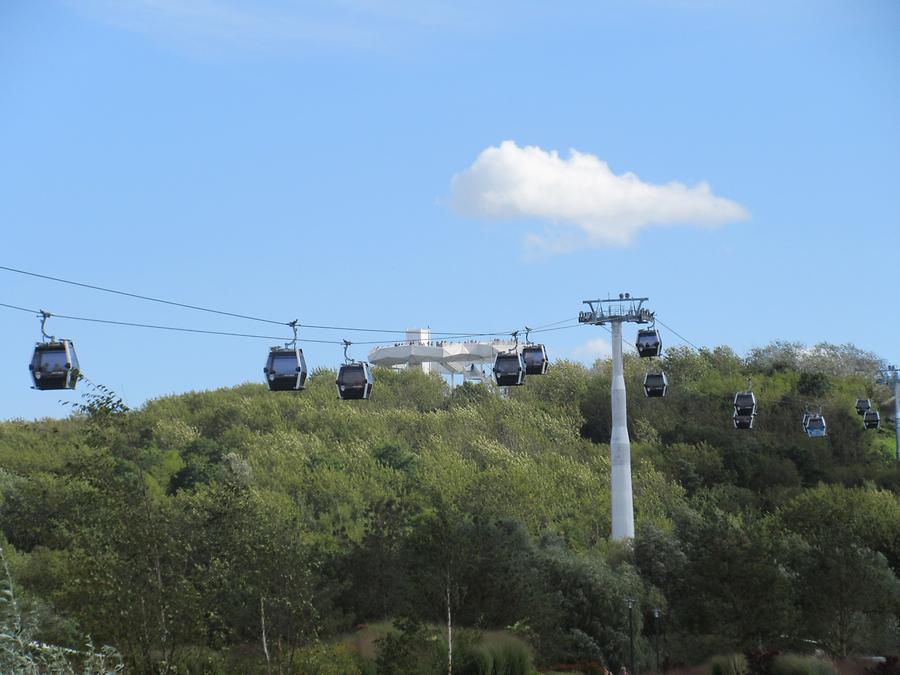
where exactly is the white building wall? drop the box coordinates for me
[404,328,432,373]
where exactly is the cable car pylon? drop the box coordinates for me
[878,365,900,461]
[578,293,654,542]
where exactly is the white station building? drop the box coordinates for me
[367,328,516,384]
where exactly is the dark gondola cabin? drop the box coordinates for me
[493,352,525,387]
[733,391,757,417]
[29,340,79,390]
[522,344,549,375]
[805,415,827,438]
[336,362,373,400]
[733,414,754,430]
[864,409,880,430]
[643,372,668,397]
[855,398,871,416]
[263,347,308,391]
[635,329,662,358]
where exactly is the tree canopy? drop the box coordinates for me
[1,341,898,672]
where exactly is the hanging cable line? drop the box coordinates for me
[529,323,582,334]
[0,265,286,326]
[0,301,577,347]
[0,302,341,344]
[0,301,39,314]
[0,264,552,338]
[654,317,703,352]
[530,316,580,331]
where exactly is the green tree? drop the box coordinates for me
[778,485,900,655]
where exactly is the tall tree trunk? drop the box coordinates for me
[261,596,272,675]
[446,572,453,675]
[136,462,169,661]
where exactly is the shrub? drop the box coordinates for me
[543,661,606,674]
[771,654,836,675]
[375,617,444,675]
[167,646,228,674]
[566,628,604,663]
[0,544,123,674]
[869,656,900,675]
[293,643,370,675]
[489,634,533,675]
[746,647,780,675]
[708,654,749,675]
[456,643,494,675]
[454,632,533,675]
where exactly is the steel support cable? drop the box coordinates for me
[530,316,580,331]
[0,265,286,326]
[530,323,582,335]
[0,301,38,314]
[0,264,545,338]
[653,317,703,352]
[1,301,578,347]
[582,313,702,356]
[0,302,345,344]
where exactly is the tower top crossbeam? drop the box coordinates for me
[578,293,653,325]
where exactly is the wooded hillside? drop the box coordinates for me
[1,342,898,673]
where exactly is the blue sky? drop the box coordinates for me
[1,0,898,420]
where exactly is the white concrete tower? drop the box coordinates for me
[578,294,653,542]
[609,321,634,540]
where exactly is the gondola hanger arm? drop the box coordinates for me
[286,319,299,349]
[38,309,54,342]
[343,339,353,364]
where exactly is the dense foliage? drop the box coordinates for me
[0,341,898,672]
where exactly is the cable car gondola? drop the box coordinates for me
[264,347,307,391]
[864,409,880,430]
[733,392,757,417]
[520,328,548,376]
[855,398,871,416]
[30,340,80,390]
[494,351,526,387]
[336,341,373,400]
[337,362,373,400]
[731,379,756,429]
[805,414,827,438]
[643,372,667,397]
[29,311,79,391]
[522,344,549,375]
[733,414,754,430]
[263,320,307,392]
[635,328,662,358]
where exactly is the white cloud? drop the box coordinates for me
[571,338,613,362]
[450,140,749,252]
